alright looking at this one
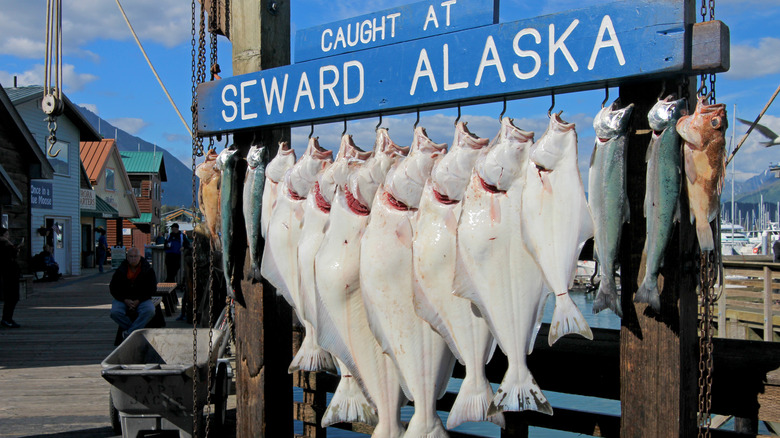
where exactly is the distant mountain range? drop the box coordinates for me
[76,106,196,207]
[721,168,780,204]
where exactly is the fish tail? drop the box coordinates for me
[696,221,715,251]
[489,371,552,416]
[404,411,448,438]
[322,375,378,427]
[635,275,661,313]
[288,334,338,374]
[548,293,593,346]
[447,373,505,429]
[592,277,623,318]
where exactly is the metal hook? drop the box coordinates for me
[548,91,555,117]
[413,109,420,129]
[454,103,461,126]
[308,123,314,139]
[657,81,666,100]
[341,119,348,136]
[376,113,383,132]
[601,86,609,108]
[499,98,507,121]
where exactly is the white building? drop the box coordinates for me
[7,86,101,276]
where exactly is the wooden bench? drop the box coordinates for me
[154,282,178,316]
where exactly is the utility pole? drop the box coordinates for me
[229,1,292,437]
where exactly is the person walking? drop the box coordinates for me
[164,223,189,283]
[109,247,158,339]
[96,228,107,273]
[773,236,780,263]
[0,227,24,328]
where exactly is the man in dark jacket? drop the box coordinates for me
[109,247,158,338]
[164,223,190,282]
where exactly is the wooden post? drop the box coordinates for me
[717,285,726,338]
[765,266,772,341]
[618,10,700,430]
[229,1,292,437]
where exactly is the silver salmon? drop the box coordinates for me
[636,96,686,311]
[588,100,634,317]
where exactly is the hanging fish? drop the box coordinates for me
[677,95,727,252]
[454,117,549,415]
[588,100,634,317]
[315,128,408,438]
[262,142,296,239]
[636,96,686,311]
[292,135,369,376]
[195,149,221,250]
[360,126,454,438]
[412,122,503,429]
[243,144,267,280]
[261,137,333,369]
[216,147,245,299]
[521,113,594,345]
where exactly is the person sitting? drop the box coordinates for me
[109,247,158,340]
[31,245,60,281]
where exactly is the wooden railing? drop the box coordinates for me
[292,323,780,437]
[719,257,780,342]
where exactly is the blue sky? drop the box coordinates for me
[1,0,778,187]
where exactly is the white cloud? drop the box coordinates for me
[725,37,780,79]
[0,64,97,92]
[0,0,192,60]
[79,103,99,115]
[109,117,148,135]
[164,133,192,144]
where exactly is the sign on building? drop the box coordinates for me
[30,181,53,209]
[80,189,96,210]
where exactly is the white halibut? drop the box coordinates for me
[454,117,551,415]
[360,127,455,438]
[261,137,334,373]
[261,142,296,239]
[315,128,408,438]
[412,122,503,428]
[520,113,594,345]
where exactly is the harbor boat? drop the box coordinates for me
[721,222,751,255]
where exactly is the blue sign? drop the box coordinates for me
[197,0,685,135]
[30,181,53,209]
[295,0,498,63]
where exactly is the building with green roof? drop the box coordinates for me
[120,151,167,247]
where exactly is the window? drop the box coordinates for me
[47,140,69,175]
[133,187,141,197]
[105,168,115,191]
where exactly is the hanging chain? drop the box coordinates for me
[697,1,718,432]
[191,1,202,436]
[698,0,717,103]
[43,0,64,154]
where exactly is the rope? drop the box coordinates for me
[114,0,193,137]
[725,82,780,167]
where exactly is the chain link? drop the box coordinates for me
[191,1,203,435]
[699,0,717,103]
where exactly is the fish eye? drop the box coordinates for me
[710,117,721,129]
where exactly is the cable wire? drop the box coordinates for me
[115,0,193,137]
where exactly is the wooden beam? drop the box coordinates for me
[618,53,700,437]
[766,266,773,341]
[230,1,292,437]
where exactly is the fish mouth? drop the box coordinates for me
[457,122,490,149]
[278,141,294,155]
[550,112,575,132]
